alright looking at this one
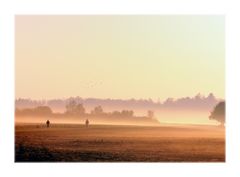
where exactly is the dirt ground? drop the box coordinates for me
[15,124,225,162]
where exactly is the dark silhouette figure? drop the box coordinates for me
[85,119,89,128]
[46,120,50,128]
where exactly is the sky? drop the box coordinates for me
[15,15,225,100]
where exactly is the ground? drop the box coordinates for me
[15,124,225,162]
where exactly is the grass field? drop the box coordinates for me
[15,124,225,162]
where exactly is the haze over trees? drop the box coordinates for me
[91,105,104,116]
[15,93,222,113]
[65,100,85,115]
[147,110,154,119]
[15,106,52,116]
[15,101,158,125]
[15,93,224,125]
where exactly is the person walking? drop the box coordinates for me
[46,120,50,128]
[85,119,89,128]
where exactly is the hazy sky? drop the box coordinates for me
[16,15,224,100]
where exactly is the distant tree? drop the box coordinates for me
[111,111,121,117]
[15,106,52,116]
[121,110,134,117]
[75,104,86,115]
[147,110,154,119]
[34,106,52,115]
[164,98,174,106]
[20,108,34,115]
[91,105,104,115]
[65,100,85,115]
[65,100,77,113]
[110,110,134,118]
[209,101,225,126]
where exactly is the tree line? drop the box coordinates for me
[15,100,155,119]
[15,100,225,125]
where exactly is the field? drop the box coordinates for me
[15,124,225,162]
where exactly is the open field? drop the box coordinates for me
[15,124,225,162]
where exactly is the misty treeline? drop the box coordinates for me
[15,100,155,119]
[209,101,225,126]
[15,93,222,113]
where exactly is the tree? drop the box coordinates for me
[75,103,86,115]
[34,106,52,115]
[147,110,154,119]
[65,100,77,113]
[91,105,104,115]
[15,106,52,116]
[121,110,134,117]
[112,111,121,117]
[65,100,85,115]
[209,101,225,126]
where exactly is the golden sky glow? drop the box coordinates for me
[16,15,224,100]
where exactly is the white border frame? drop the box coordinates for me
[1,0,240,177]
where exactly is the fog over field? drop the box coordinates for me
[15,15,225,162]
[15,95,225,162]
[15,93,223,125]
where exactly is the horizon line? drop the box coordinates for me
[15,92,224,102]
